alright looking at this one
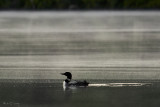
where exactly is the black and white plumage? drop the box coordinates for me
[61,72,89,89]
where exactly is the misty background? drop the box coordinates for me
[0,11,160,80]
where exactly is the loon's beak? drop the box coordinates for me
[61,73,65,75]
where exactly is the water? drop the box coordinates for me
[0,80,159,107]
[0,11,160,107]
[0,11,160,80]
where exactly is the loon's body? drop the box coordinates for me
[61,72,89,88]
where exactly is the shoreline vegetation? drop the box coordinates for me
[0,0,160,10]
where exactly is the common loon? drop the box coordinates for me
[61,72,89,88]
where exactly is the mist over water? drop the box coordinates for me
[1,11,160,107]
[0,11,160,80]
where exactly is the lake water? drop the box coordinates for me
[0,80,160,107]
[0,11,160,107]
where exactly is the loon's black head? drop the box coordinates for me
[61,72,72,80]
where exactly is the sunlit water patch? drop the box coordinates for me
[89,83,152,87]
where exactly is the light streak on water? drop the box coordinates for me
[89,83,152,87]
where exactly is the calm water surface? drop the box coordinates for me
[0,80,160,107]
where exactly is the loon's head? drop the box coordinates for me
[61,72,72,80]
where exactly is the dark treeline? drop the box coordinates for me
[0,0,160,10]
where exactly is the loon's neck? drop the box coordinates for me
[65,78,71,83]
[63,79,71,89]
